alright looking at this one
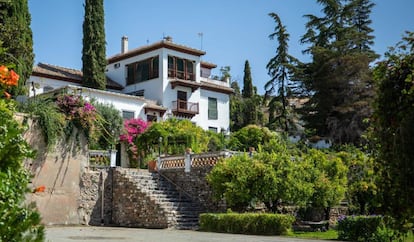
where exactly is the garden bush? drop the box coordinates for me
[337,215,404,241]
[199,212,295,235]
[0,99,44,241]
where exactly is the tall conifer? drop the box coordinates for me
[0,0,34,96]
[265,13,299,132]
[242,60,253,98]
[300,0,377,145]
[82,0,106,89]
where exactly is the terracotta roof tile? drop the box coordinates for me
[107,40,206,64]
[32,63,123,90]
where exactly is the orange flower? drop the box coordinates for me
[0,65,8,86]
[33,185,46,193]
[3,91,11,99]
[7,70,19,86]
[0,65,8,77]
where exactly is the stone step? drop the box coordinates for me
[157,202,201,210]
[120,169,204,230]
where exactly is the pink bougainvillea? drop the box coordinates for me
[55,94,98,132]
[119,118,149,164]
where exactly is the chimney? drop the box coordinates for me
[121,36,128,53]
[164,36,173,42]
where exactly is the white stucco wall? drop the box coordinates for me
[198,89,230,133]
[79,87,148,120]
[28,76,81,97]
[30,43,231,133]
[106,49,163,88]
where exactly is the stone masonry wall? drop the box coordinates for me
[160,167,225,212]
[79,169,113,225]
[111,169,169,228]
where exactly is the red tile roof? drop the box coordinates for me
[107,40,206,64]
[32,63,124,90]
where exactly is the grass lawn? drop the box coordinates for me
[287,230,338,240]
[287,230,414,241]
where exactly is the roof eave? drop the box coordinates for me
[108,41,205,64]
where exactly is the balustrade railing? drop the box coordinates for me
[171,100,199,114]
[158,151,234,170]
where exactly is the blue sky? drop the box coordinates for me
[29,0,414,94]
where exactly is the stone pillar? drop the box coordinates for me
[109,150,117,167]
[184,148,192,173]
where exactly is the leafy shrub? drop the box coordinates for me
[90,102,123,150]
[0,99,44,241]
[337,215,404,242]
[228,125,275,151]
[199,212,295,235]
[336,145,378,215]
[137,118,213,156]
[207,153,278,211]
[18,97,65,149]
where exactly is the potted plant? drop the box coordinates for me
[145,153,158,172]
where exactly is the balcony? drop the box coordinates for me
[200,77,234,94]
[172,100,199,118]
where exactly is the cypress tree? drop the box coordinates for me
[0,0,34,96]
[82,0,107,89]
[242,60,253,98]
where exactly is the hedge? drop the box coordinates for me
[199,212,295,235]
[337,215,403,242]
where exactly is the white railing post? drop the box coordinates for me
[109,149,117,167]
[184,148,192,173]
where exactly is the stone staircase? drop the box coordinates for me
[120,169,203,230]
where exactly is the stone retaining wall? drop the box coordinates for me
[111,169,169,228]
[79,169,113,225]
[160,166,226,212]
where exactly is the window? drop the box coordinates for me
[147,114,157,122]
[168,55,195,81]
[208,127,218,133]
[127,89,144,97]
[208,97,218,120]
[43,86,54,92]
[126,56,159,85]
[122,110,135,120]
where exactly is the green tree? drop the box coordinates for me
[372,31,414,230]
[207,154,276,212]
[300,0,376,145]
[0,100,44,241]
[0,0,34,96]
[228,64,264,131]
[135,119,221,163]
[242,60,253,98]
[82,0,107,89]
[91,102,123,150]
[228,125,275,152]
[304,149,348,221]
[336,146,377,215]
[229,81,245,131]
[265,13,300,133]
[242,94,264,127]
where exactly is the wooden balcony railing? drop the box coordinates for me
[172,100,199,118]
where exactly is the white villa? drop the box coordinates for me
[29,36,233,134]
